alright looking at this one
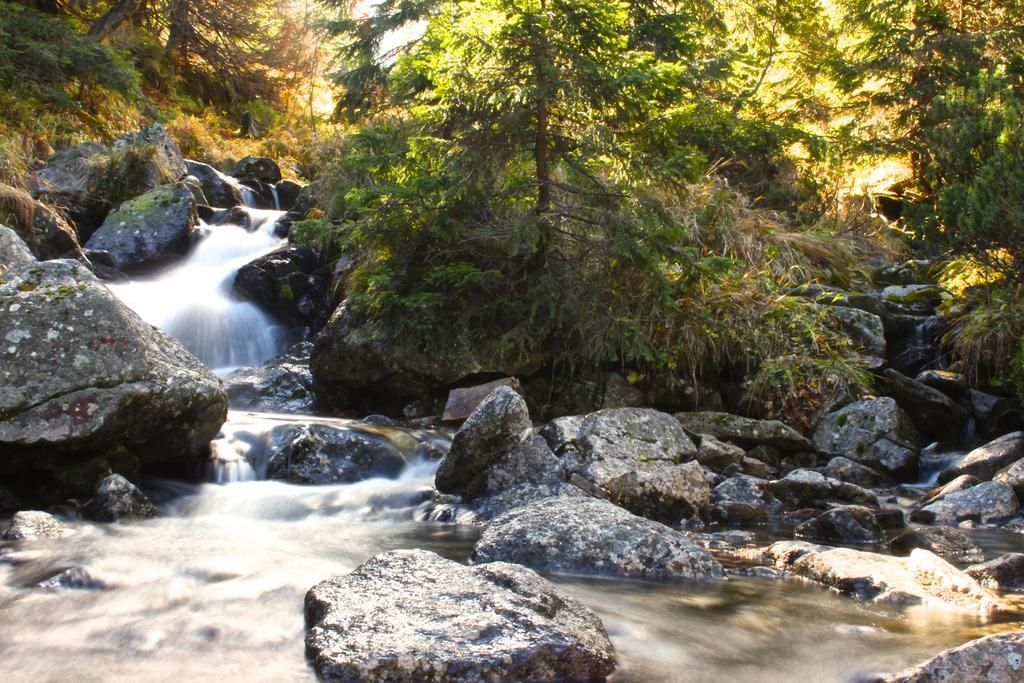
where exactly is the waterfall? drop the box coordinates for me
[108,208,287,373]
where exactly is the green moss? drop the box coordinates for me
[838,413,848,426]
[856,441,866,455]
[279,283,294,302]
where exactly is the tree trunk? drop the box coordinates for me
[533,0,552,257]
[88,0,143,40]
[164,0,190,82]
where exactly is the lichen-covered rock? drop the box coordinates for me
[304,549,616,682]
[939,431,1024,484]
[574,408,698,485]
[84,183,198,270]
[81,474,156,522]
[223,343,316,414]
[875,369,970,447]
[710,474,783,525]
[766,469,878,510]
[232,244,331,332]
[880,284,947,308]
[913,481,1020,526]
[20,202,86,262]
[675,411,812,451]
[879,632,1024,682]
[794,505,884,545]
[0,259,228,484]
[184,160,244,208]
[695,433,746,471]
[0,225,36,272]
[813,398,920,478]
[604,460,709,523]
[2,510,64,540]
[965,553,1024,592]
[823,456,890,488]
[232,156,282,185]
[830,306,886,357]
[995,457,1024,502]
[888,526,986,564]
[473,497,724,581]
[765,541,1011,613]
[267,424,408,485]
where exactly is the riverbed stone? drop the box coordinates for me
[574,408,698,484]
[888,526,985,564]
[766,541,1011,613]
[766,469,878,510]
[965,553,1024,592]
[830,306,886,357]
[232,244,331,332]
[232,156,282,185]
[879,632,1024,682]
[912,480,1020,526]
[675,411,812,451]
[84,183,198,270]
[305,549,615,682]
[823,456,891,487]
[473,497,724,581]
[223,342,316,414]
[184,160,244,208]
[267,423,408,484]
[812,398,920,478]
[914,370,968,400]
[0,259,228,486]
[0,225,36,272]
[695,433,746,471]
[81,474,156,522]
[939,431,1024,484]
[604,460,709,523]
[2,510,64,540]
[969,390,1024,442]
[995,458,1024,502]
[794,505,884,545]
[875,369,970,446]
[710,474,783,525]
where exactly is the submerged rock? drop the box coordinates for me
[304,549,616,682]
[2,510,64,541]
[267,424,408,485]
[710,474,783,526]
[473,497,724,581]
[84,183,198,270]
[812,398,920,478]
[879,632,1024,682]
[794,505,884,545]
[913,480,1020,526]
[38,566,108,591]
[888,526,986,565]
[81,474,156,522]
[675,411,812,451]
[223,342,315,414]
[0,258,228,486]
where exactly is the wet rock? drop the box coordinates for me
[675,411,812,451]
[38,566,108,591]
[223,342,315,414]
[710,474,782,525]
[888,526,986,564]
[267,424,408,484]
[2,511,64,540]
[879,632,1024,682]
[604,460,709,523]
[995,458,1024,501]
[823,456,890,487]
[435,387,535,499]
[273,180,302,211]
[0,260,228,486]
[939,432,1024,484]
[766,541,1011,613]
[442,378,522,422]
[886,314,943,377]
[695,433,746,471]
[304,549,616,682]
[914,370,968,401]
[232,156,282,185]
[969,390,1024,442]
[767,469,878,510]
[473,497,724,581]
[84,183,198,270]
[794,505,884,545]
[0,486,19,513]
[22,202,86,262]
[812,398,920,478]
[830,306,886,357]
[965,553,1024,591]
[81,474,156,522]
[874,369,969,447]
[1,224,37,271]
[912,481,1020,526]
[232,244,331,332]
[184,160,244,208]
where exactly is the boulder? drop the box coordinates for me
[232,156,282,185]
[919,474,980,507]
[874,369,970,447]
[442,378,522,422]
[223,343,316,414]
[473,497,724,581]
[766,469,878,510]
[267,424,408,485]
[812,398,919,478]
[969,390,1024,442]
[675,411,812,451]
[912,481,1020,526]
[764,541,1011,613]
[995,458,1024,502]
[965,553,1024,592]
[694,433,746,471]
[604,460,709,523]
[794,505,884,545]
[601,372,645,409]
[823,456,890,487]
[231,244,331,332]
[0,259,228,485]
[13,201,86,262]
[879,632,1024,682]
[939,432,1024,484]
[84,183,198,270]
[710,474,783,525]
[880,284,947,309]
[2,510,64,540]
[888,526,986,564]
[0,225,36,271]
[184,160,244,208]
[574,408,698,485]
[81,474,156,522]
[914,370,968,400]
[304,549,616,682]
[830,306,886,357]
[273,180,302,211]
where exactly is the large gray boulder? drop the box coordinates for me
[675,411,811,451]
[940,431,1024,484]
[764,541,1011,613]
[829,306,886,357]
[766,469,878,510]
[267,424,409,485]
[995,457,1024,502]
[603,460,709,523]
[912,480,1020,526]
[304,549,616,682]
[574,408,698,484]
[813,398,920,478]
[875,369,970,446]
[710,474,783,525]
[0,225,36,272]
[2,510,65,540]
[879,632,1024,682]
[184,160,244,208]
[84,183,198,270]
[0,259,227,486]
[473,497,724,581]
[81,474,156,522]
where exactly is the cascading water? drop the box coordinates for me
[108,208,287,373]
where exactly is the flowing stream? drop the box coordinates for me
[1,188,1020,681]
